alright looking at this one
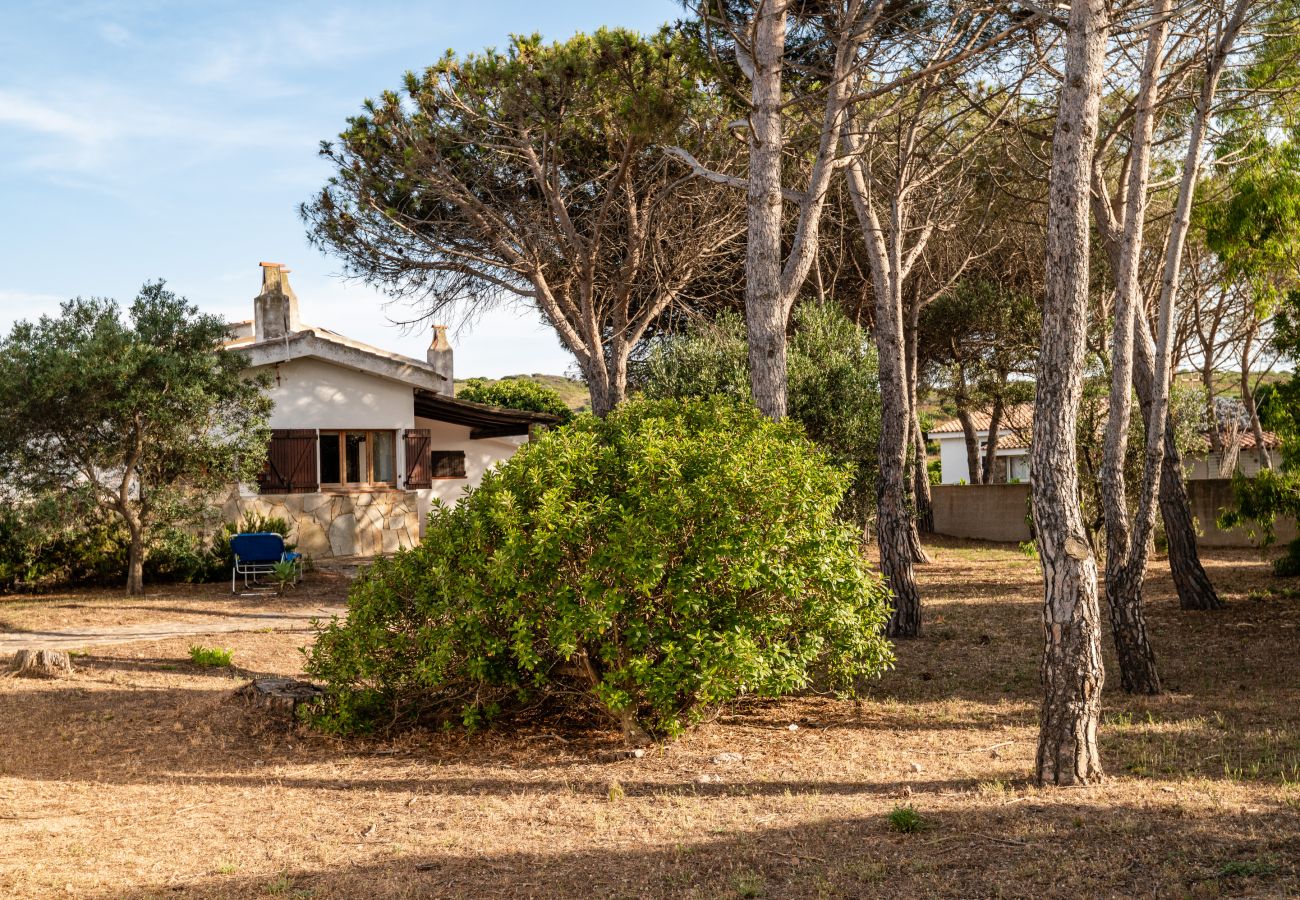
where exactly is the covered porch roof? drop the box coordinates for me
[414,389,560,439]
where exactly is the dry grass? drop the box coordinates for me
[0,571,352,633]
[2,539,1299,898]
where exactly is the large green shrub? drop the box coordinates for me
[305,397,894,739]
[641,305,881,528]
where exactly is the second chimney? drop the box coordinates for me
[427,325,453,395]
[253,262,300,341]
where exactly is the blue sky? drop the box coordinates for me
[0,1,681,378]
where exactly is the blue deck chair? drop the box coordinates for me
[230,532,302,593]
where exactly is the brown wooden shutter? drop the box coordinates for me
[404,429,432,488]
[257,429,319,494]
[431,450,467,479]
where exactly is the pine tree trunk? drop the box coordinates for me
[905,294,934,533]
[982,397,1004,484]
[1098,0,1166,698]
[958,408,981,485]
[587,372,616,419]
[1135,338,1222,610]
[1033,0,1107,787]
[876,290,923,635]
[912,410,935,533]
[746,1,790,420]
[1104,565,1161,693]
[583,351,629,419]
[1160,420,1223,610]
[878,483,923,638]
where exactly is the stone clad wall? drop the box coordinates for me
[218,488,420,559]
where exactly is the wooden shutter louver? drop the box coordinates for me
[258,429,319,494]
[404,429,432,488]
[431,450,467,479]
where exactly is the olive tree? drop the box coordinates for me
[0,283,272,595]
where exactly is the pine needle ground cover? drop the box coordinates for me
[1,541,1297,898]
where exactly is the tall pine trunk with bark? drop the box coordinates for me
[1032,0,1107,786]
[745,1,790,420]
[874,275,924,636]
[1135,328,1223,610]
[1099,0,1167,696]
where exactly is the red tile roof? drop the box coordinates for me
[929,402,1280,451]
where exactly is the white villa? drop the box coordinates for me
[928,405,1033,485]
[218,262,555,558]
[928,402,1280,485]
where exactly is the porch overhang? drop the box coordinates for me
[413,389,560,439]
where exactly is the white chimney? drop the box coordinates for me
[427,324,453,395]
[253,262,300,341]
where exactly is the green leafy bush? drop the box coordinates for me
[457,377,573,424]
[305,397,894,739]
[0,501,296,592]
[641,305,881,528]
[1219,470,1300,575]
[189,645,233,667]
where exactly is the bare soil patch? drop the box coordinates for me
[2,540,1298,898]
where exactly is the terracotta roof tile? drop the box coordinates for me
[929,403,1281,451]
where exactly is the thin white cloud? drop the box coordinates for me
[183,9,394,94]
[98,23,132,46]
[0,84,305,181]
[0,89,110,145]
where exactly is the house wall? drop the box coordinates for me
[1184,449,1271,480]
[1184,478,1298,548]
[224,359,529,556]
[934,436,1029,484]
[936,436,971,484]
[259,357,416,430]
[412,415,527,532]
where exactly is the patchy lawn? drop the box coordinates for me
[1,540,1298,898]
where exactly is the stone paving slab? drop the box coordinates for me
[0,606,348,655]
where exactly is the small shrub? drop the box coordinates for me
[1272,537,1300,577]
[1018,540,1039,559]
[305,397,894,739]
[730,868,764,898]
[270,560,299,595]
[887,805,928,834]
[1217,858,1278,878]
[189,645,233,667]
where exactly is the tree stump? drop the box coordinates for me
[10,649,74,678]
[235,677,323,718]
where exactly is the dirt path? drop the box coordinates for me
[0,605,347,654]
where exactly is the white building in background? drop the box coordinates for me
[928,405,1033,485]
[927,402,1280,486]
[219,262,555,558]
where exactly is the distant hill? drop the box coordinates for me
[456,374,590,414]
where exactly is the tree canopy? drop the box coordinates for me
[0,283,272,594]
[303,27,743,416]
